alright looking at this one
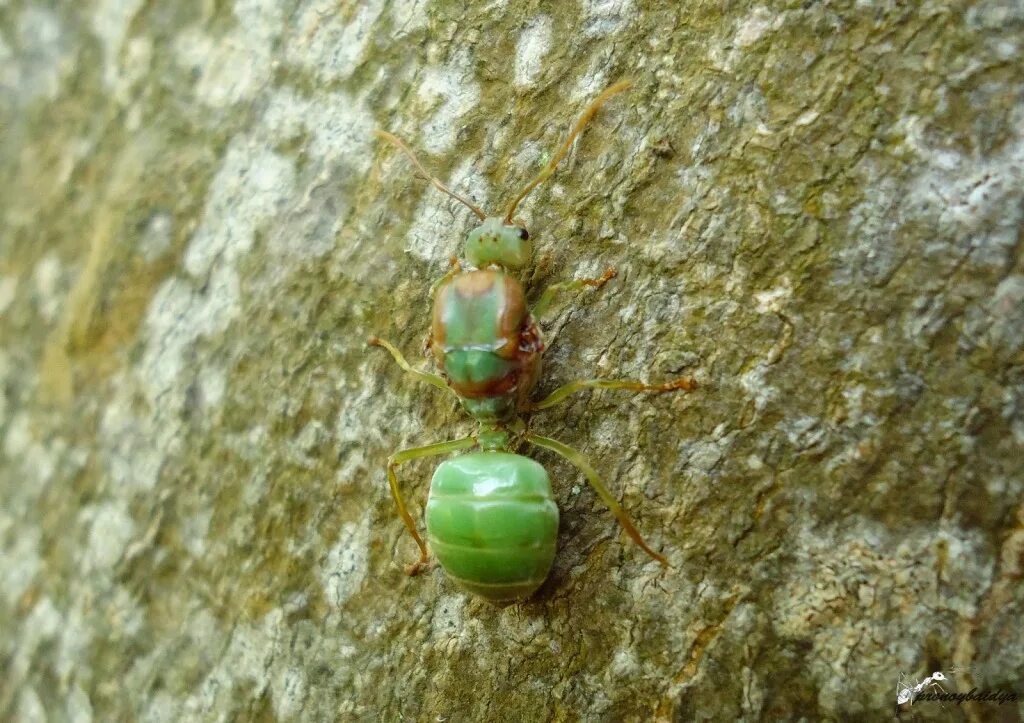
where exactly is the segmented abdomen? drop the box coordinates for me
[426,452,558,602]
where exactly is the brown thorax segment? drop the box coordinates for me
[431,270,526,360]
[430,269,543,411]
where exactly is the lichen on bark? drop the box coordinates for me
[1,1,1022,721]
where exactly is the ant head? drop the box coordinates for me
[465,217,532,269]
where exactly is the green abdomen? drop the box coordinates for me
[426,452,558,602]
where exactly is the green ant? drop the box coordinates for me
[370,81,695,602]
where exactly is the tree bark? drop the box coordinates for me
[1,1,1022,721]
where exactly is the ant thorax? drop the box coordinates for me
[430,267,542,423]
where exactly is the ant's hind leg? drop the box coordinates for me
[386,436,477,575]
[368,336,452,395]
[525,433,668,566]
[531,267,617,321]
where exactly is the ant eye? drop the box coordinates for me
[518,228,530,240]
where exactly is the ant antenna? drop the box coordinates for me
[374,129,488,221]
[503,79,632,223]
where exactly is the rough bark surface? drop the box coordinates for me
[1,1,1022,721]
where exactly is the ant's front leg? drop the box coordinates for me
[531,267,617,321]
[429,256,462,299]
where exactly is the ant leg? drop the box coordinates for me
[531,267,617,321]
[527,376,695,412]
[387,436,477,575]
[368,336,452,395]
[525,433,668,566]
[429,257,463,299]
